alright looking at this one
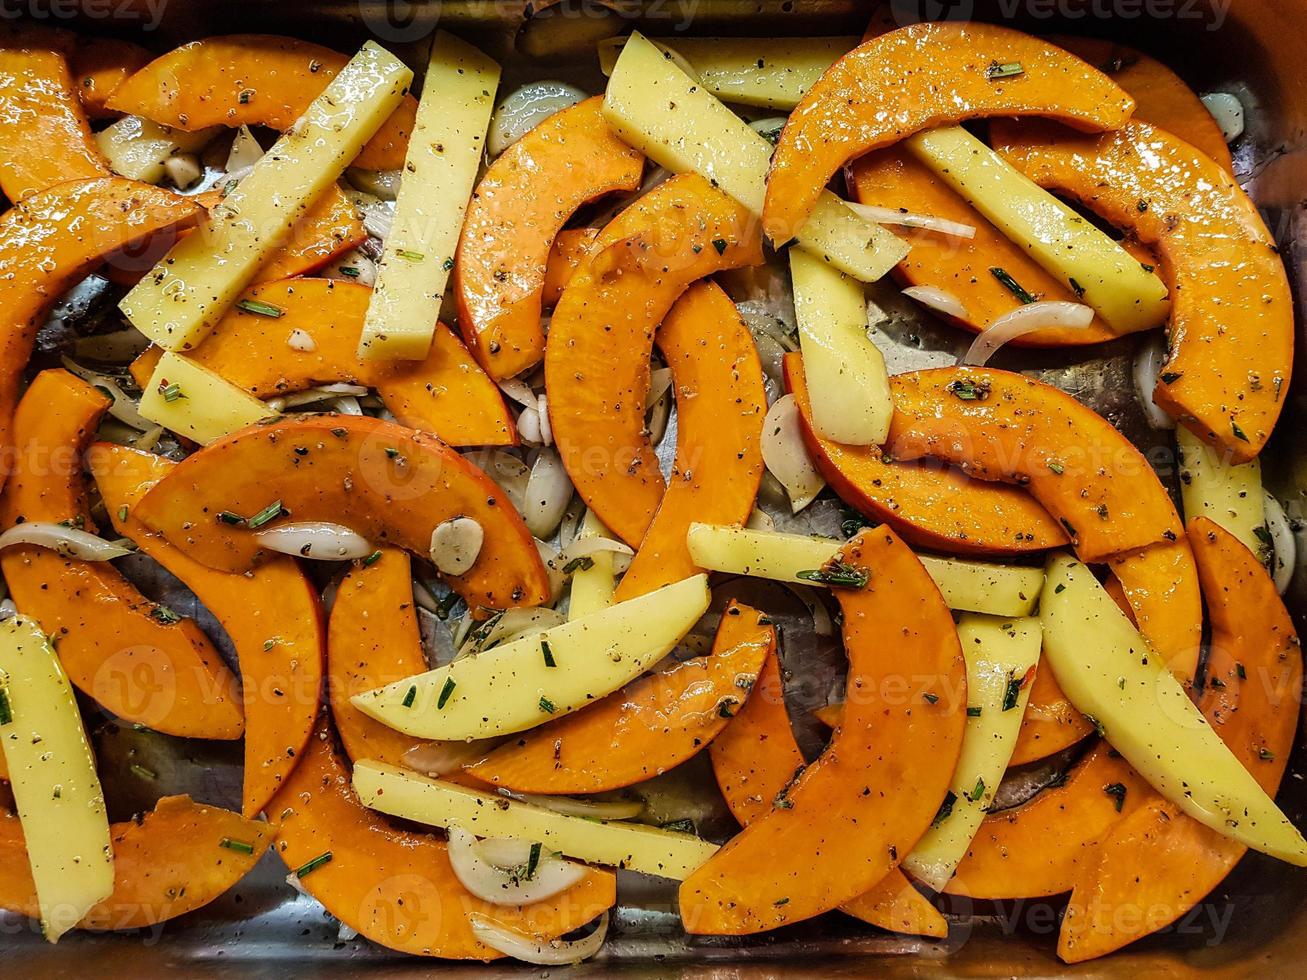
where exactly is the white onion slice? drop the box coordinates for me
[547,535,634,577]
[461,607,566,657]
[536,394,553,448]
[447,826,587,907]
[287,329,317,352]
[254,522,373,560]
[60,357,153,431]
[535,538,566,603]
[487,81,587,158]
[847,200,977,239]
[962,301,1095,367]
[402,739,499,777]
[498,788,644,820]
[902,285,969,321]
[346,167,402,201]
[517,405,543,445]
[359,198,393,241]
[782,582,834,637]
[646,367,673,410]
[329,395,363,416]
[523,448,572,539]
[72,328,151,363]
[225,124,264,176]
[430,517,485,576]
[469,911,609,966]
[1264,491,1296,595]
[745,508,775,532]
[1133,333,1176,430]
[761,394,825,513]
[464,449,530,512]
[498,377,537,409]
[1202,92,1245,142]
[0,522,134,561]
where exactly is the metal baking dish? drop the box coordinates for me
[3,1,1307,975]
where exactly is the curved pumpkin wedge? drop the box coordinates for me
[1007,664,1095,767]
[88,443,325,818]
[133,414,549,610]
[614,283,766,600]
[886,368,1182,563]
[545,173,764,547]
[269,716,616,959]
[131,279,513,447]
[542,227,600,308]
[1057,517,1301,962]
[784,353,1066,555]
[455,97,644,380]
[994,120,1291,462]
[467,600,773,794]
[0,177,200,483]
[763,22,1134,244]
[106,35,417,171]
[708,636,948,938]
[681,527,966,934]
[70,39,151,120]
[0,795,274,930]
[0,371,243,740]
[0,44,108,200]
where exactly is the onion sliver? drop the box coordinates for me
[523,448,573,539]
[1132,333,1177,430]
[447,826,586,908]
[254,522,373,560]
[60,357,153,431]
[1201,92,1245,142]
[847,200,977,239]
[761,394,825,513]
[487,81,587,158]
[461,607,566,656]
[402,739,498,777]
[1264,491,1296,595]
[72,328,151,363]
[468,910,609,966]
[0,522,133,561]
[962,301,1095,367]
[498,788,645,821]
[498,377,537,409]
[547,534,634,577]
[465,449,530,512]
[902,285,969,321]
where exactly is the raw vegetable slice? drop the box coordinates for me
[613,282,765,600]
[0,44,108,200]
[88,444,325,818]
[1057,518,1302,962]
[885,367,1183,562]
[708,644,948,938]
[120,42,413,353]
[0,177,200,485]
[352,575,710,740]
[602,31,905,283]
[467,600,773,793]
[138,350,275,445]
[131,414,550,610]
[93,114,220,184]
[359,32,499,361]
[1007,664,1095,767]
[762,22,1134,245]
[0,795,274,930]
[0,617,112,942]
[567,510,616,620]
[544,173,763,547]
[0,371,243,740]
[69,38,150,119]
[542,227,600,307]
[255,186,368,282]
[455,96,644,379]
[270,719,615,959]
[786,354,1066,555]
[680,527,966,934]
[1039,552,1307,864]
[994,120,1292,462]
[1175,425,1266,557]
[106,34,418,170]
[353,760,718,879]
[132,279,515,447]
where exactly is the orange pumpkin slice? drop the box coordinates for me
[133,414,549,610]
[614,282,766,600]
[542,227,600,308]
[994,120,1291,462]
[0,179,199,484]
[130,279,514,447]
[269,716,616,959]
[886,367,1182,563]
[0,370,243,739]
[681,527,966,934]
[545,173,764,547]
[106,34,417,171]
[455,96,644,380]
[0,795,274,930]
[708,636,948,938]
[70,38,151,120]
[1056,517,1301,962]
[785,353,1067,555]
[467,600,773,794]
[763,21,1134,244]
[88,443,325,817]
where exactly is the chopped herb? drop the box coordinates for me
[1160,372,1182,384]
[217,511,244,525]
[1068,277,1086,298]
[966,706,982,718]
[1001,672,1024,711]
[986,60,1025,79]
[245,500,284,530]
[1236,662,1247,680]
[434,590,461,621]
[1047,461,1065,475]
[385,447,400,459]
[968,776,986,802]
[0,685,12,726]
[524,841,542,880]
[362,550,383,567]
[1231,421,1249,443]
[711,238,728,255]
[561,555,595,574]
[1054,583,1066,594]
[538,696,556,714]
[1103,782,1128,812]
[338,266,360,277]
[839,508,872,538]
[117,506,129,522]
[220,837,255,855]
[660,818,695,834]
[236,298,285,318]
[717,698,738,718]
[437,678,457,709]
[263,637,280,651]
[238,88,254,104]
[130,763,157,780]
[401,685,417,708]
[1137,199,1150,212]
[947,377,990,401]
[773,896,790,907]
[158,381,185,402]
[1085,713,1107,738]
[295,851,333,878]
[442,257,455,271]
[396,249,425,262]
[1259,747,1276,761]
[932,790,958,826]
[922,691,940,705]
[151,605,181,624]
[990,266,1035,304]
[795,561,870,589]
[541,640,556,668]
[1210,675,1226,689]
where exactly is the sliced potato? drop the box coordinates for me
[902,614,1041,891]
[0,618,113,942]
[358,32,500,361]
[567,510,616,620]
[353,574,711,739]
[602,32,906,282]
[907,127,1170,335]
[686,523,1043,616]
[138,350,275,445]
[1040,552,1307,865]
[353,760,718,879]
[120,42,413,352]
[1176,425,1266,559]
[95,115,220,184]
